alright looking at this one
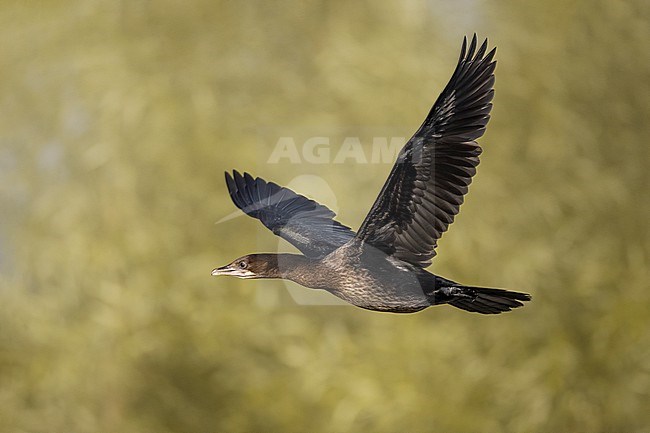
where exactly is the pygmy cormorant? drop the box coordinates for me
[213,35,531,314]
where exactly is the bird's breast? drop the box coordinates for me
[306,253,430,312]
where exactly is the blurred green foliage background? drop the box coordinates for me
[1,0,649,432]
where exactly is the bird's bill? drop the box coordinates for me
[211,264,256,279]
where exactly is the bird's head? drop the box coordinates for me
[211,254,282,279]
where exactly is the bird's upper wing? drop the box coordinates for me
[225,170,355,258]
[356,35,496,267]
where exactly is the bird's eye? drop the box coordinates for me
[238,261,247,269]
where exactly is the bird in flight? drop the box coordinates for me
[213,35,531,314]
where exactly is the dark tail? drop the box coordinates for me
[446,286,531,314]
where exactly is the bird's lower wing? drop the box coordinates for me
[225,170,355,258]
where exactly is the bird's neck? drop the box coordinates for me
[261,253,329,288]
[255,253,310,278]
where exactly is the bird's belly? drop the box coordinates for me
[309,248,432,313]
[328,276,430,313]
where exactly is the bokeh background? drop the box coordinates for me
[1,0,649,432]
